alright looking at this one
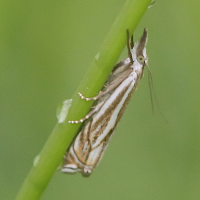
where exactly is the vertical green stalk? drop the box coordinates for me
[15,0,151,199]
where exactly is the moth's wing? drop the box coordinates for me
[102,59,133,92]
[62,120,93,173]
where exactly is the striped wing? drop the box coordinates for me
[62,62,139,176]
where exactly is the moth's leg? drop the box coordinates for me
[68,101,104,124]
[78,76,127,101]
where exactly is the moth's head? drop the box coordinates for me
[132,28,148,66]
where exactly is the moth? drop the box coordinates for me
[62,28,148,176]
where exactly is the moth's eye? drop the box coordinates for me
[137,55,145,64]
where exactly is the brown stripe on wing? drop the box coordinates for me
[86,129,114,166]
[114,67,144,129]
[94,127,116,167]
[112,60,126,72]
[90,81,132,143]
[114,84,136,128]
[73,120,92,164]
[87,128,115,167]
[63,148,84,170]
[90,82,139,169]
[106,63,132,87]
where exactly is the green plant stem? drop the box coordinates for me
[15,0,151,199]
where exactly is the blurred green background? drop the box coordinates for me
[1,0,200,199]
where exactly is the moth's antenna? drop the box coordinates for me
[147,64,168,123]
[130,35,134,49]
[147,68,154,113]
[126,29,134,64]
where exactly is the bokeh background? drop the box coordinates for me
[1,0,200,199]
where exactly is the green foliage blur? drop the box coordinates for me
[1,0,200,199]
